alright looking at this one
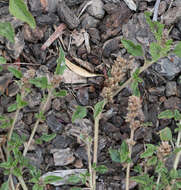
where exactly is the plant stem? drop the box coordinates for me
[23,87,53,156]
[112,60,155,98]
[7,109,20,143]
[92,101,106,190]
[92,114,101,190]
[171,122,181,188]
[173,129,181,170]
[86,139,93,189]
[17,176,28,190]
[18,87,54,190]
[126,129,135,190]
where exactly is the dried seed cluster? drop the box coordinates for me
[157,141,172,161]
[101,57,132,102]
[126,95,143,130]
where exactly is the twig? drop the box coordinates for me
[41,23,66,50]
[92,101,106,190]
[153,0,161,21]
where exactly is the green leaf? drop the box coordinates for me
[32,184,43,190]
[120,141,129,163]
[174,110,181,121]
[140,144,156,158]
[0,22,15,43]
[39,133,56,142]
[158,110,174,119]
[131,81,140,97]
[72,106,87,123]
[93,100,105,119]
[8,66,22,79]
[0,181,9,190]
[159,127,172,141]
[9,0,36,29]
[173,42,181,57]
[133,165,143,174]
[43,175,63,184]
[147,156,157,166]
[109,148,120,163]
[35,111,45,121]
[169,169,178,179]
[0,161,11,169]
[16,93,27,108]
[131,175,149,185]
[95,165,108,174]
[176,182,181,188]
[55,47,66,75]
[144,12,164,42]
[67,175,81,184]
[0,56,6,64]
[8,103,17,112]
[70,188,82,190]
[150,42,162,62]
[29,77,48,89]
[121,39,143,57]
[132,68,140,79]
[53,90,67,97]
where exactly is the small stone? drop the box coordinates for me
[87,0,105,19]
[177,18,181,32]
[47,113,63,133]
[51,148,75,166]
[148,95,158,103]
[104,3,118,14]
[65,0,84,6]
[170,27,181,40]
[103,0,120,3]
[0,73,13,95]
[52,135,73,149]
[36,123,49,134]
[7,82,19,97]
[158,1,167,15]
[29,0,42,12]
[52,98,61,111]
[152,55,181,80]
[75,146,88,161]
[74,159,83,168]
[6,32,25,59]
[138,1,147,11]
[102,37,121,57]
[76,87,89,106]
[164,97,181,111]
[100,1,131,40]
[23,113,34,125]
[27,149,44,168]
[88,28,100,44]
[25,90,42,108]
[23,24,45,43]
[36,13,59,25]
[162,6,181,25]
[57,1,80,29]
[165,81,177,97]
[148,86,165,96]
[81,14,100,29]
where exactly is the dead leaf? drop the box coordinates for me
[65,58,102,78]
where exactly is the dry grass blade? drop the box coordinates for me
[65,58,102,78]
